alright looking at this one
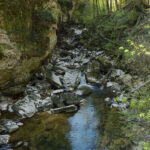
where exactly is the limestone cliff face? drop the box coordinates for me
[0,0,78,95]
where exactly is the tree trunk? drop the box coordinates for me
[115,0,118,10]
[106,0,110,13]
[110,0,113,11]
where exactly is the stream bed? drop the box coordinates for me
[0,25,132,150]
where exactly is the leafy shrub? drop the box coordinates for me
[117,40,150,76]
[72,0,91,24]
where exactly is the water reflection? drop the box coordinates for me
[11,113,72,150]
[67,101,99,150]
[67,89,130,150]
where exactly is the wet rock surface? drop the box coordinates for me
[0,135,10,146]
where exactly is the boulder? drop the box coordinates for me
[106,82,121,92]
[111,69,125,79]
[47,71,63,88]
[80,99,87,106]
[51,92,81,107]
[76,85,92,96]
[0,135,10,146]
[36,97,53,111]
[63,69,81,89]
[0,101,9,111]
[13,96,37,118]
[122,74,132,86]
[104,97,112,105]
[110,69,132,87]
[111,103,119,108]
[60,93,81,105]
[51,94,65,108]
[85,72,101,84]
[0,120,19,133]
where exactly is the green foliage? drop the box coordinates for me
[58,0,73,12]
[76,2,140,54]
[121,84,150,148]
[143,141,150,150]
[117,40,150,76]
[72,0,91,24]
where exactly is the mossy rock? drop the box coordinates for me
[86,72,101,84]
[77,85,92,96]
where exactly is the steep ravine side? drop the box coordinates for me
[0,0,78,96]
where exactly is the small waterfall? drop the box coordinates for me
[79,73,87,86]
[78,73,95,90]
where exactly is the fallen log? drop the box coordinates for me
[48,104,78,114]
[131,79,150,93]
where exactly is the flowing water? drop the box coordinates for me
[9,75,130,150]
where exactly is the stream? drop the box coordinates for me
[8,77,129,150]
[0,25,131,150]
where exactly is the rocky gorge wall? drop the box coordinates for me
[0,0,78,96]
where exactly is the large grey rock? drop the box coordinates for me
[86,72,99,84]
[36,97,53,111]
[48,71,63,88]
[111,69,125,78]
[51,92,81,107]
[63,69,81,89]
[51,95,65,108]
[76,85,92,96]
[110,69,132,87]
[122,74,132,86]
[0,135,10,145]
[60,93,81,105]
[0,101,9,111]
[1,120,19,133]
[118,102,129,110]
[111,103,119,108]
[81,58,90,65]
[106,82,121,91]
[13,96,37,118]
[104,97,112,105]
